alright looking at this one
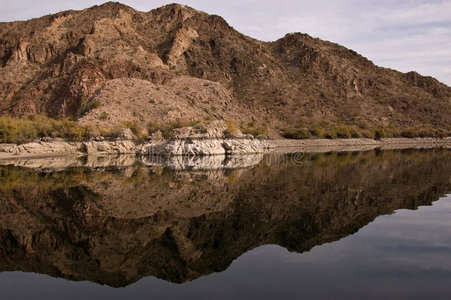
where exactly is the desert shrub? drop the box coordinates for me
[374,128,385,140]
[0,116,91,143]
[147,121,161,134]
[334,125,352,138]
[137,132,148,140]
[79,100,101,116]
[161,129,173,140]
[323,130,337,139]
[382,127,398,138]
[417,128,434,137]
[99,112,109,120]
[171,118,198,129]
[193,123,208,133]
[110,125,124,138]
[0,117,36,143]
[121,120,143,137]
[360,129,375,139]
[157,119,200,139]
[280,127,311,139]
[225,119,239,136]
[435,129,447,138]
[253,125,269,137]
[66,125,88,141]
[241,122,269,138]
[400,128,419,138]
[349,126,362,138]
[309,126,325,138]
[97,126,112,138]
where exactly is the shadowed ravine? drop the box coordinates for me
[0,149,450,287]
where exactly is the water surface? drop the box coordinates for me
[0,149,450,299]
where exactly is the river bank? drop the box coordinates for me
[0,137,449,161]
[267,137,451,153]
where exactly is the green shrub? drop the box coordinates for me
[0,116,89,143]
[241,122,269,137]
[99,112,109,120]
[79,100,101,116]
[335,125,352,138]
[225,119,239,136]
[360,129,375,139]
[147,121,161,134]
[323,130,337,139]
[280,127,311,139]
[349,126,362,138]
[417,128,434,138]
[400,128,419,138]
[121,120,143,136]
[374,128,385,140]
[193,123,208,133]
[309,126,325,138]
[156,119,200,140]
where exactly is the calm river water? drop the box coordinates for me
[0,149,450,299]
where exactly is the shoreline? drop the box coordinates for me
[266,137,451,153]
[0,137,449,161]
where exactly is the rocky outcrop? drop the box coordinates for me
[142,137,268,156]
[81,140,137,155]
[139,120,269,156]
[0,139,138,157]
[3,140,83,156]
[165,26,199,70]
[0,137,268,158]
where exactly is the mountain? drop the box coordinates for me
[0,2,450,138]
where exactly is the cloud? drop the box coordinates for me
[0,0,450,85]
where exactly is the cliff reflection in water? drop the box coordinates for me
[0,149,450,286]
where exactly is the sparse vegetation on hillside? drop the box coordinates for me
[0,116,156,143]
[0,114,447,144]
[240,121,269,138]
[121,120,147,139]
[279,122,449,140]
[79,100,101,116]
[0,116,90,143]
[225,119,239,136]
[147,119,200,139]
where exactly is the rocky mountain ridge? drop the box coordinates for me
[0,2,450,138]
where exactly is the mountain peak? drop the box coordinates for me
[98,1,130,8]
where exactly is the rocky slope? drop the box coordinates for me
[0,150,450,285]
[0,2,450,138]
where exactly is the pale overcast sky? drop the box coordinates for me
[1,0,450,85]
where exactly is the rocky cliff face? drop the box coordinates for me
[0,150,449,285]
[0,2,450,136]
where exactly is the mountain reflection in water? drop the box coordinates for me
[0,149,450,289]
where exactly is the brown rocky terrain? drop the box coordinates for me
[0,2,450,138]
[0,149,450,285]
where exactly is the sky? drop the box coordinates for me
[1,0,450,86]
